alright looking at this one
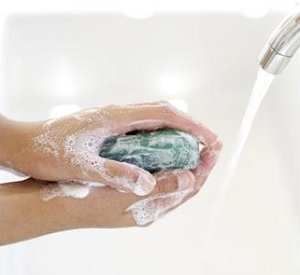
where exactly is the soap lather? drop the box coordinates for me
[99,129,202,173]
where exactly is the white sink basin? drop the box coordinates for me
[1,11,298,275]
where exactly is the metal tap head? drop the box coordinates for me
[259,12,300,75]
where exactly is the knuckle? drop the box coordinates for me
[158,101,173,109]
[210,137,223,151]
[156,101,175,115]
[103,104,120,112]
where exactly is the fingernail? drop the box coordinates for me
[133,172,156,196]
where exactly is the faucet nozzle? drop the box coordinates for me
[259,12,300,75]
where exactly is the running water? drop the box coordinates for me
[204,68,275,246]
[224,68,275,180]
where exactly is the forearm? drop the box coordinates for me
[0,179,84,246]
[0,114,11,166]
[0,115,42,172]
[0,115,23,167]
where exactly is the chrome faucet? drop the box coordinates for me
[259,12,300,75]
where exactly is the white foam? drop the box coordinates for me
[59,182,90,199]
[65,128,157,195]
[126,170,195,225]
[40,180,105,201]
[42,117,61,131]
[126,189,192,225]
[34,131,60,158]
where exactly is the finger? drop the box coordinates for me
[193,139,223,190]
[124,169,195,226]
[66,152,156,196]
[102,159,156,196]
[101,102,219,147]
[152,169,195,195]
[104,102,223,184]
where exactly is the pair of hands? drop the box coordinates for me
[1,102,222,227]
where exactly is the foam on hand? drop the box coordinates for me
[37,125,202,223]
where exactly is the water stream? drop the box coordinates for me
[204,68,275,246]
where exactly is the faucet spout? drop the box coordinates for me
[259,12,300,75]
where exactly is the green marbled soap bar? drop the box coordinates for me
[99,129,201,173]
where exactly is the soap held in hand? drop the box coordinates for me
[99,129,202,173]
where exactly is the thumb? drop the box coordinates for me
[101,159,156,196]
[68,152,156,196]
